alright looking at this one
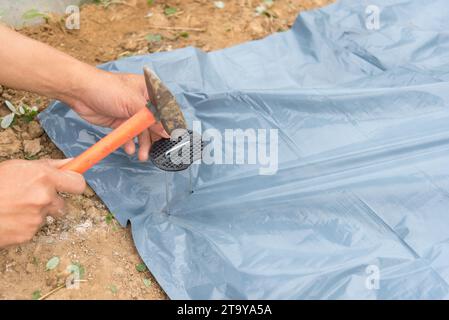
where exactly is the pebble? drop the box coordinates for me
[0,129,22,156]
[83,185,95,197]
[121,40,138,51]
[27,121,44,139]
[81,198,96,210]
[1,92,12,100]
[248,20,265,36]
[74,219,93,234]
[46,216,55,225]
[23,138,42,156]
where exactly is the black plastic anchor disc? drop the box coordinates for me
[150,130,203,171]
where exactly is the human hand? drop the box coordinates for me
[0,159,86,248]
[66,71,169,161]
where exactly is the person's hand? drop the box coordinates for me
[67,71,169,161]
[0,159,86,248]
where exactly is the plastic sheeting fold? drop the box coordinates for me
[40,0,449,299]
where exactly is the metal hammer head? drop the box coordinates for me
[143,67,187,135]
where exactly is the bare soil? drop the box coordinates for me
[0,0,331,300]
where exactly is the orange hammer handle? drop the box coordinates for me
[61,107,156,174]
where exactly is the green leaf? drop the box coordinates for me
[105,212,114,224]
[4,100,17,114]
[32,290,41,300]
[68,262,85,279]
[24,155,38,160]
[136,263,147,272]
[147,0,154,6]
[179,32,189,38]
[164,7,177,16]
[22,9,48,20]
[1,113,15,129]
[145,33,162,43]
[23,106,39,122]
[45,256,60,271]
[109,284,118,294]
[143,278,152,287]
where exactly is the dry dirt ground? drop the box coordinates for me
[0,0,332,300]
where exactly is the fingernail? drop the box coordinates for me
[161,131,170,139]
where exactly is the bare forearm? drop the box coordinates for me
[0,25,100,105]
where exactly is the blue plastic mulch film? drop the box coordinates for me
[40,0,449,299]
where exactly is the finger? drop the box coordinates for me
[39,158,74,168]
[149,122,170,139]
[49,169,86,195]
[124,139,136,155]
[46,194,66,218]
[137,130,151,161]
[150,131,162,143]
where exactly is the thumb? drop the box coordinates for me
[41,158,87,194]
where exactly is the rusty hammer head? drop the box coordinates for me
[143,67,187,135]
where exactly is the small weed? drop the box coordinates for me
[68,262,85,279]
[143,278,152,288]
[93,0,129,8]
[32,290,41,300]
[179,32,189,38]
[24,155,39,160]
[164,7,177,16]
[22,9,50,23]
[105,213,114,224]
[45,256,60,271]
[145,33,162,43]
[109,284,118,294]
[136,263,147,272]
[1,101,39,129]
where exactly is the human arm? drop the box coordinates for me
[0,24,168,161]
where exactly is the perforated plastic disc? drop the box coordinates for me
[150,130,203,171]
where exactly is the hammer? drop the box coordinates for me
[61,67,187,174]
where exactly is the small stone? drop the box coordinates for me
[86,207,102,223]
[23,138,42,156]
[59,232,69,241]
[248,20,264,36]
[83,185,95,197]
[214,1,225,9]
[150,13,169,27]
[27,121,44,139]
[74,219,92,234]
[46,216,55,225]
[0,129,22,156]
[121,40,138,51]
[1,92,12,100]
[81,198,96,210]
